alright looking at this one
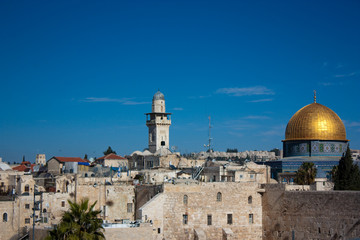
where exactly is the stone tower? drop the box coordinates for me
[146,91,171,153]
[36,154,46,166]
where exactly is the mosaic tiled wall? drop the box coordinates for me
[284,141,347,157]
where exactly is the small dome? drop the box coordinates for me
[153,91,165,101]
[284,103,347,141]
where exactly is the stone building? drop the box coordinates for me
[264,95,349,179]
[200,161,271,184]
[36,154,46,166]
[96,153,129,168]
[47,156,89,175]
[146,91,172,153]
[140,182,263,240]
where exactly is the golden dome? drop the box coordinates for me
[284,102,347,141]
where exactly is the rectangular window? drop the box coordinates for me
[227,214,232,225]
[25,204,30,209]
[61,201,65,207]
[250,174,254,179]
[127,203,133,213]
[213,175,216,182]
[183,214,188,225]
[249,214,254,224]
[207,214,212,226]
[239,175,243,179]
[25,218,30,224]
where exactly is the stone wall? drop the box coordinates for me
[262,184,360,240]
[141,182,263,240]
[75,180,136,222]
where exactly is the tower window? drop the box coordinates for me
[249,214,254,224]
[207,214,212,225]
[227,214,232,225]
[3,213,7,222]
[161,141,165,146]
[248,196,252,204]
[217,192,222,202]
[183,195,188,205]
[183,214,188,224]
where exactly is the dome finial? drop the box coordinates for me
[313,90,316,103]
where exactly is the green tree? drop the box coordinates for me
[103,146,116,155]
[332,146,360,190]
[46,199,105,240]
[269,148,280,156]
[295,162,317,185]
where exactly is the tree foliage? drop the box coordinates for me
[46,199,105,240]
[332,146,360,190]
[103,146,116,155]
[295,162,317,185]
[269,148,281,156]
[226,148,238,153]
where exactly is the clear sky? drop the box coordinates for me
[1,0,360,162]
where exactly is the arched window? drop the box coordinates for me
[217,192,222,202]
[24,184,29,192]
[43,209,47,213]
[3,213,7,222]
[183,195,188,205]
[248,196,252,204]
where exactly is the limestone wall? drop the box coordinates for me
[141,182,263,240]
[262,184,360,240]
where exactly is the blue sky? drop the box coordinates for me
[1,0,360,162]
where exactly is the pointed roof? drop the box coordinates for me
[97,153,126,160]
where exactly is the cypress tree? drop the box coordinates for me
[333,145,360,190]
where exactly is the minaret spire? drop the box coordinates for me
[313,90,317,103]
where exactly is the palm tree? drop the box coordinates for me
[295,162,317,185]
[46,199,105,240]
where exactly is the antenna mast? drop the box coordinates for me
[204,116,213,158]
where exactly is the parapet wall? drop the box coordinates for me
[262,184,360,240]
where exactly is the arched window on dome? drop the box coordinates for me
[183,195,188,205]
[217,192,222,202]
[3,213,7,222]
[248,196,252,204]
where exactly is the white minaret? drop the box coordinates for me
[146,91,171,153]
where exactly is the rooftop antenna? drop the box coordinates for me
[204,116,212,158]
[313,90,317,103]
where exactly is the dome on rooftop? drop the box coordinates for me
[284,102,347,141]
[153,91,165,101]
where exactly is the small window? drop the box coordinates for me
[61,201,65,207]
[248,196,252,204]
[217,192,222,202]
[127,203,133,213]
[249,214,254,224]
[3,213,7,222]
[213,175,216,182]
[24,184,29,192]
[25,218,30,224]
[158,228,161,234]
[161,141,165,146]
[250,174,254,179]
[25,204,30,209]
[239,175,243,179]
[207,214,212,226]
[44,217,48,223]
[227,214,232,225]
[183,214,188,224]
[183,195,188,205]
[43,209,47,213]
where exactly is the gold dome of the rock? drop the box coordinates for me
[284,102,347,141]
